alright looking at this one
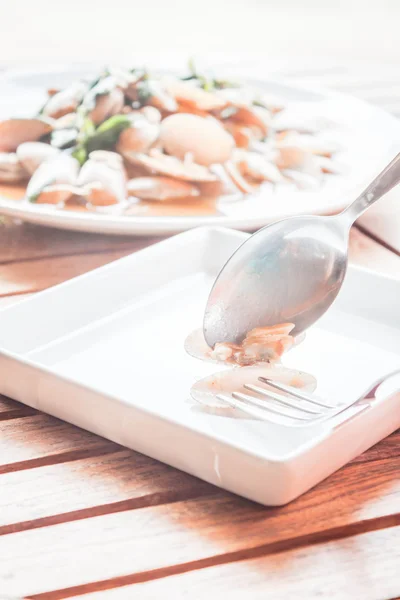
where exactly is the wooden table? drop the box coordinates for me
[0,220,399,600]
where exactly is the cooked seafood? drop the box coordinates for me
[190,365,316,417]
[0,61,341,212]
[185,323,297,366]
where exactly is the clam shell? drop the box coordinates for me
[0,152,28,182]
[164,79,227,111]
[26,154,79,202]
[78,151,127,205]
[123,151,217,182]
[35,183,81,205]
[116,117,159,154]
[127,176,200,201]
[16,142,60,175]
[42,81,87,119]
[185,327,304,365]
[89,87,125,125]
[236,150,284,183]
[190,365,317,413]
[0,119,52,153]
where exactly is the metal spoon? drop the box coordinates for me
[204,152,400,347]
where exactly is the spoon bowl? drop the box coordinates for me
[204,153,400,347]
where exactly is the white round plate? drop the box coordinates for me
[0,65,399,236]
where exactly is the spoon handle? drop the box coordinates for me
[342,152,400,225]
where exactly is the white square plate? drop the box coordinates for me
[0,227,399,505]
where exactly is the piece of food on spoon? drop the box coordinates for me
[185,323,302,366]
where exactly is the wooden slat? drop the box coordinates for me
[70,525,400,600]
[349,227,400,277]
[0,220,160,264]
[0,415,119,473]
[0,449,212,534]
[350,429,400,464]
[0,249,134,297]
[0,403,397,530]
[1,456,400,598]
[0,405,397,530]
[0,226,396,298]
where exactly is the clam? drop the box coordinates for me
[53,113,78,130]
[0,152,28,182]
[16,142,60,175]
[277,133,341,158]
[123,150,217,182]
[275,146,322,179]
[77,151,127,206]
[164,79,227,111]
[235,150,284,184]
[0,119,53,153]
[83,77,125,125]
[26,154,79,203]
[190,365,316,416]
[159,113,234,166]
[228,105,271,138]
[35,183,83,205]
[223,121,253,148]
[139,106,162,124]
[185,324,296,367]
[89,88,125,125]
[126,80,178,113]
[42,81,87,119]
[116,114,159,154]
[223,161,255,194]
[127,176,200,202]
[275,146,310,171]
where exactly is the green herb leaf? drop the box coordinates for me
[85,114,132,153]
[72,145,88,166]
[136,81,154,106]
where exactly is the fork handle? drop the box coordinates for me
[340,152,400,225]
[333,368,400,430]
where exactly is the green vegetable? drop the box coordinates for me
[85,114,132,153]
[135,81,154,106]
[182,58,240,91]
[71,145,87,166]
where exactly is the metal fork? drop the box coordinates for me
[216,368,400,428]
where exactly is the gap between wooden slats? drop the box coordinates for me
[1,455,400,597]
[62,525,400,600]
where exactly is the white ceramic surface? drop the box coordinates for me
[0,227,399,505]
[1,66,400,235]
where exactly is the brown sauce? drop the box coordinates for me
[0,182,27,201]
[0,182,221,216]
[124,196,219,217]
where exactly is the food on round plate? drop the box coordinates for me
[0,62,342,216]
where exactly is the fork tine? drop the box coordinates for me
[232,391,312,421]
[216,394,297,425]
[244,383,322,415]
[258,377,336,409]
